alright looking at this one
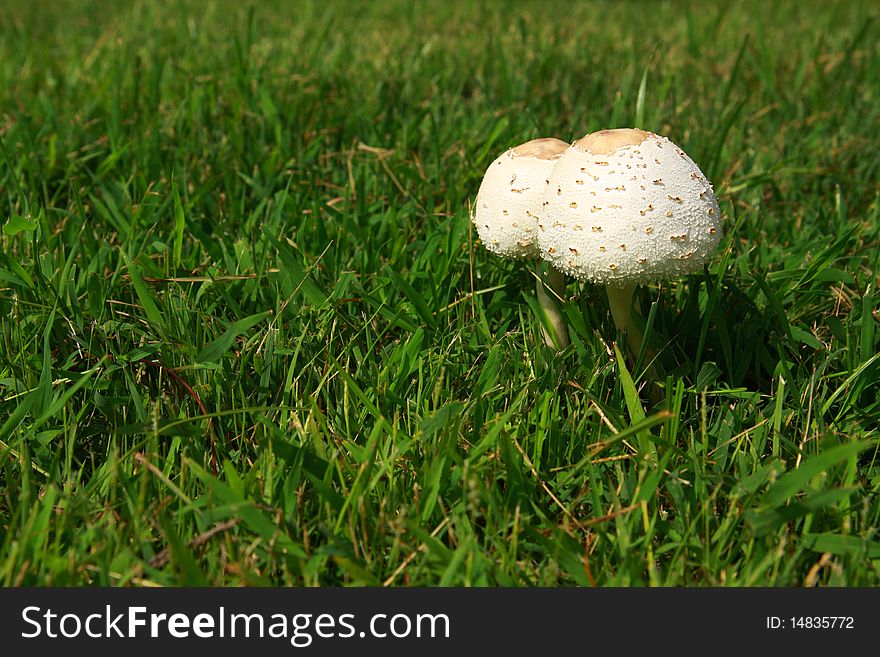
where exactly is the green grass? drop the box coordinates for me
[1,0,879,586]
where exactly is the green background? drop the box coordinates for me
[1,0,878,585]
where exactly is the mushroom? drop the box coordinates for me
[538,128,722,355]
[473,137,571,349]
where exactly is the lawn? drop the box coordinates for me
[1,0,878,586]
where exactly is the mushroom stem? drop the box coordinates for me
[537,264,569,349]
[606,282,643,356]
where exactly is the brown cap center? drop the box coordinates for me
[574,128,651,155]
[511,137,570,159]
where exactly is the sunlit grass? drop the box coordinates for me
[1,0,878,586]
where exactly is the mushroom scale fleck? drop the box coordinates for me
[473,137,570,259]
[538,129,721,285]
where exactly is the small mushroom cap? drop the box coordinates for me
[473,138,569,259]
[538,128,722,285]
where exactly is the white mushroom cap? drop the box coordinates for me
[473,138,570,259]
[538,129,722,285]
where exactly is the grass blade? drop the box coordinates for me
[196,310,272,364]
[120,249,165,329]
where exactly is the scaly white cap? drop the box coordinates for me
[538,129,721,285]
[473,138,570,259]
